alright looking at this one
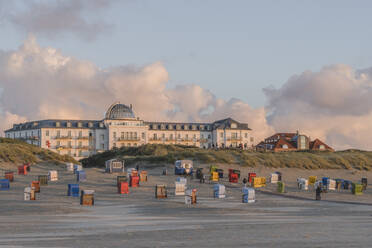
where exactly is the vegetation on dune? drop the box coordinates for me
[0,138,77,165]
[81,144,372,170]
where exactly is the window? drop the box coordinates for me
[201,134,204,139]
[67,122,71,128]
[101,143,104,150]
[57,130,60,137]
[282,144,288,149]
[208,134,211,139]
[68,150,71,156]
[245,133,248,138]
[56,141,60,146]
[300,136,306,149]
[178,134,181,139]
[68,141,72,148]
[153,133,157,140]
[79,150,82,156]
[231,123,237,128]
[162,133,165,139]
[121,132,124,138]
[142,132,145,139]
[193,134,196,139]
[79,131,82,137]
[170,134,173,140]
[101,134,104,140]
[68,131,71,137]
[113,143,116,148]
[113,132,116,138]
[185,134,189,140]
[78,141,82,148]
[319,145,325,150]
[220,133,224,138]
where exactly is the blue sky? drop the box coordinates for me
[2,0,372,107]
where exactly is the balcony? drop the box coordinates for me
[54,145,73,150]
[116,137,140,142]
[54,136,89,140]
[227,137,242,141]
[54,136,73,140]
[75,146,90,150]
[76,136,89,140]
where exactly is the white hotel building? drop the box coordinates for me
[4,102,254,160]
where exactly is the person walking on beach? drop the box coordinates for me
[316,185,322,200]
[200,173,205,184]
[243,177,248,187]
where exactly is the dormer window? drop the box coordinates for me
[88,122,93,128]
[55,122,60,127]
[99,123,104,128]
[67,122,71,128]
[231,123,237,128]
[77,122,82,128]
[282,144,288,149]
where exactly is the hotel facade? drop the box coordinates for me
[4,102,254,160]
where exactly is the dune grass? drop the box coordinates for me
[81,144,372,170]
[0,138,77,165]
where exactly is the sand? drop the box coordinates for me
[0,162,372,247]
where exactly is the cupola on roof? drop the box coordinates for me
[105,102,135,119]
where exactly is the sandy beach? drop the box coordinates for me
[1,162,372,247]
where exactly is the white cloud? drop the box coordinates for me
[2,0,114,41]
[265,64,372,150]
[0,36,271,143]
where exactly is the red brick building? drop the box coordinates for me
[256,132,334,152]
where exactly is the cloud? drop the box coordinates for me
[5,37,372,150]
[0,36,272,143]
[265,64,372,150]
[3,0,114,40]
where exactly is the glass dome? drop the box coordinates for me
[105,102,135,119]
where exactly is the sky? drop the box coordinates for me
[1,0,372,150]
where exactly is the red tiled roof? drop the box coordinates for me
[274,138,297,149]
[309,138,334,151]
